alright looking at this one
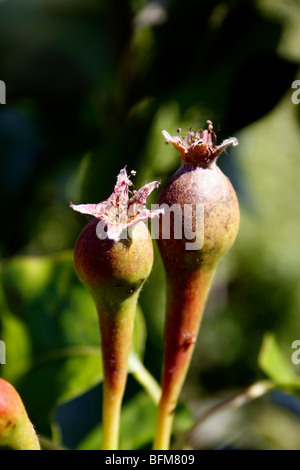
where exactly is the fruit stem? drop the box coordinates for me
[153,268,216,450]
[96,294,138,450]
[153,401,174,451]
[101,384,123,450]
[130,355,161,405]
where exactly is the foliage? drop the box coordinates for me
[0,0,300,449]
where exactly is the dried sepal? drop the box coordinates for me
[71,168,162,242]
[163,120,238,167]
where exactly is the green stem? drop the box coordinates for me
[97,295,138,450]
[38,435,68,451]
[129,355,161,405]
[153,400,174,450]
[101,384,123,450]
[173,380,276,450]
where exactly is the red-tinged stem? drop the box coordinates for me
[74,219,155,450]
[153,268,216,450]
[97,295,137,450]
[97,301,136,450]
[154,123,240,450]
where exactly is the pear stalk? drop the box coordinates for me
[154,123,240,450]
[72,168,161,450]
[154,270,215,449]
[97,296,138,450]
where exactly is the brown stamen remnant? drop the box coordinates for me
[162,120,238,167]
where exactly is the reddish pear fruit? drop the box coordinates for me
[71,168,161,450]
[0,378,40,450]
[154,122,240,449]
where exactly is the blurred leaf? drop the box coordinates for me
[258,332,299,385]
[257,0,300,62]
[78,390,193,450]
[248,397,300,450]
[0,0,300,451]
[0,250,147,437]
[128,0,297,136]
[78,391,156,450]
[0,0,113,92]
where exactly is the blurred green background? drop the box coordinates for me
[1,0,300,450]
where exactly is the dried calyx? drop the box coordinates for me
[71,167,162,241]
[162,120,238,167]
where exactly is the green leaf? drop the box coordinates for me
[258,332,300,385]
[78,392,156,450]
[0,251,147,437]
[77,391,193,450]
